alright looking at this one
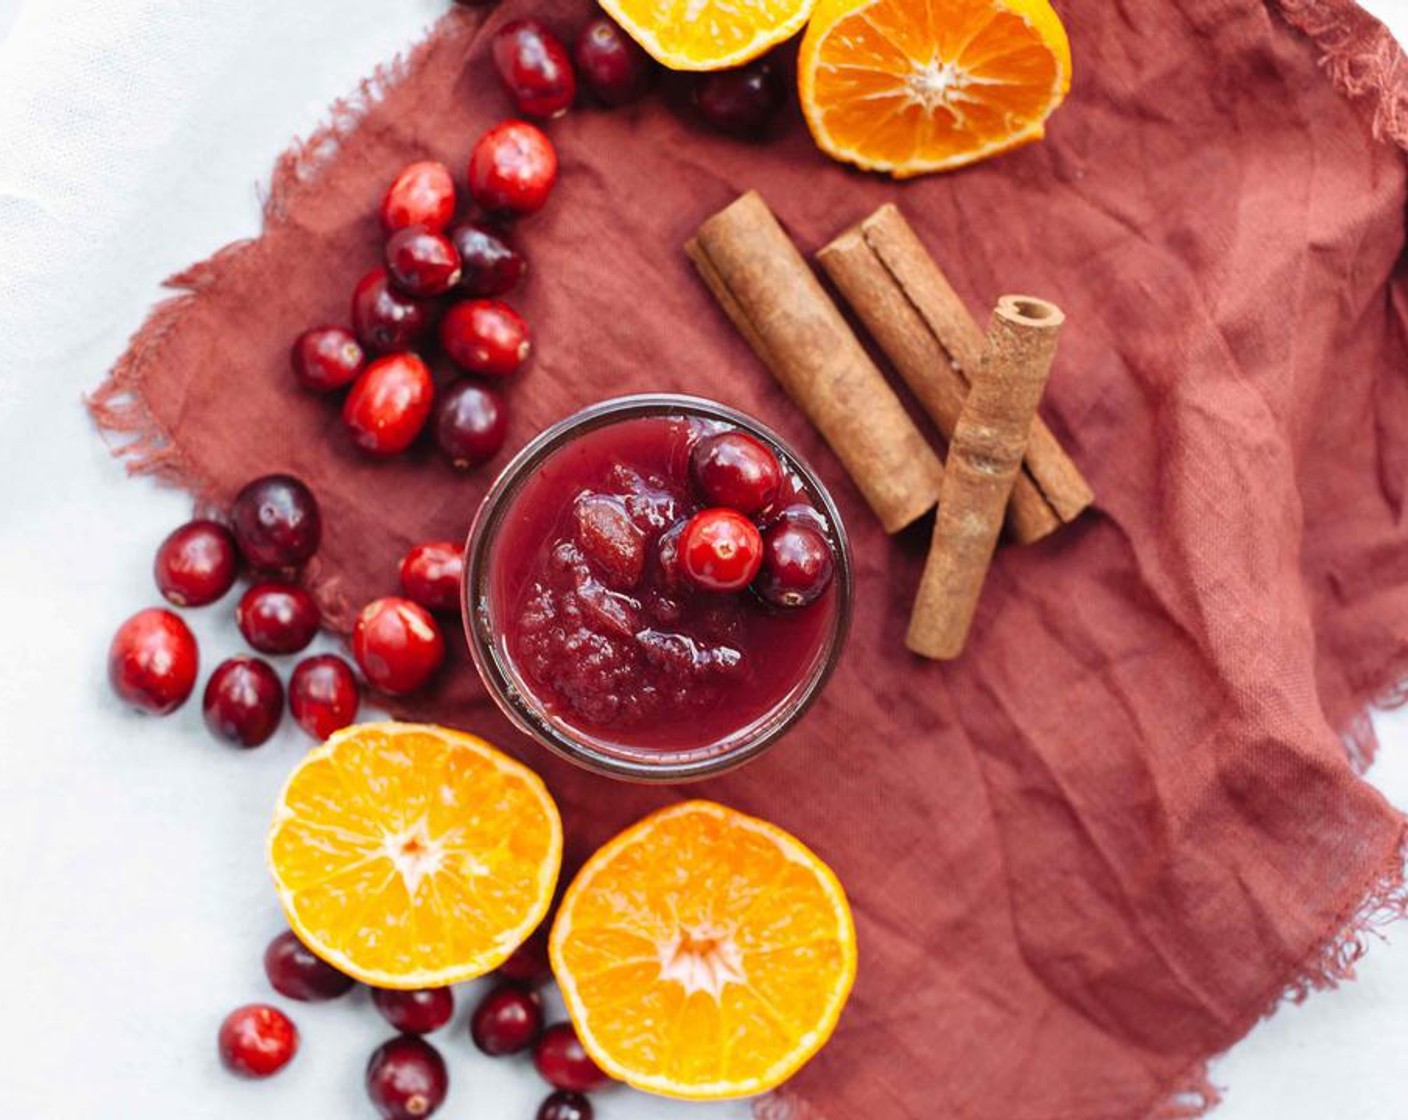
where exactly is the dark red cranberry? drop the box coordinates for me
[449,222,526,297]
[153,519,239,607]
[352,597,445,695]
[755,521,835,608]
[440,300,531,377]
[203,656,284,747]
[538,1091,593,1120]
[231,474,322,570]
[691,431,782,515]
[291,326,365,392]
[435,380,508,468]
[380,161,456,234]
[288,654,360,739]
[679,508,763,592]
[366,1035,449,1120]
[468,121,558,216]
[386,227,463,298]
[399,542,464,613]
[264,930,356,1001]
[492,21,576,119]
[574,17,655,106]
[372,987,455,1035]
[343,353,436,456]
[236,581,321,654]
[470,983,543,1056]
[108,608,199,714]
[498,928,551,983]
[533,1022,609,1092]
[693,59,785,136]
[218,1004,298,1078]
[352,268,434,354]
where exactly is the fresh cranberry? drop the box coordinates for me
[288,654,360,739]
[679,508,763,592]
[231,474,322,570]
[533,1023,609,1092]
[755,521,835,608]
[398,542,464,613]
[352,268,434,354]
[203,656,284,747]
[693,59,785,136]
[352,597,445,694]
[574,17,655,106]
[386,228,463,298]
[291,326,365,392]
[468,121,558,216]
[435,380,508,468]
[372,987,455,1035]
[153,519,239,607]
[493,21,576,119]
[499,928,551,983]
[691,431,782,515]
[440,300,531,377]
[343,353,436,456]
[218,1004,298,1078]
[538,1091,593,1120]
[470,983,543,1056]
[236,581,321,654]
[380,161,456,234]
[264,930,356,1001]
[108,608,199,714]
[449,222,526,297]
[366,1035,449,1120]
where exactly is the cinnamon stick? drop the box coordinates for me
[907,296,1065,660]
[687,191,944,534]
[818,203,1092,544]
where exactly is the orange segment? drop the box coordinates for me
[601,0,817,71]
[550,800,856,1099]
[268,722,562,989]
[799,0,1072,177]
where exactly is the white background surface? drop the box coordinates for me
[0,0,1406,1117]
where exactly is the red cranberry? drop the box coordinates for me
[203,656,284,747]
[264,930,356,1001]
[755,521,835,608]
[499,928,551,984]
[108,608,199,714]
[399,542,464,613]
[449,221,526,297]
[471,983,543,1056]
[366,1035,449,1120]
[343,353,436,456]
[435,380,508,468]
[352,597,445,694]
[289,654,360,739]
[291,326,365,392]
[380,161,456,234]
[386,227,462,298]
[691,431,782,515]
[574,17,655,106]
[440,300,531,377]
[533,1023,609,1092]
[231,474,322,570]
[468,121,558,216]
[679,508,763,592]
[153,519,239,607]
[373,988,454,1035]
[693,59,785,136]
[352,268,434,354]
[236,581,321,654]
[538,1091,593,1120]
[218,1004,298,1078]
[493,21,577,119]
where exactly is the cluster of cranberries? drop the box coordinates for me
[220,926,607,1120]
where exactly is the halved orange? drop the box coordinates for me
[799,0,1072,177]
[267,722,562,989]
[550,800,857,1099]
[601,0,817,71]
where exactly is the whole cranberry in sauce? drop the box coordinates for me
[236,580,321,654]
[153,519,239,607]
[289,654,360,739]
[203,656,284,747]
[352,597,446,695]
[385,227,463,298]
[218,1004,299,1079]
[679,508,764,592]
[372,987,455,1035]
[399,542,465,613]
[436,380,508,469]
[440,300,531,378]
[574,17,656,106]
[352,267,434,354]
[108,607,199,714]
[538,1091,593,1120]
[468,121,558,216]
[470,983,543,1056]
[693,58,785,136]
[366,1035,449,1120]
[343,353,436,456]
[264,930,356,1001]
[449,221,526,298]
[493,20,577,119]
[690,430,782,515]
[380,161,456,234]
[755,520,835,608]
[291,326,365,393]
[533,1022,609,1092]
[231,473,322,570]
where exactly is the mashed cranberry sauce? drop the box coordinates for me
[487,415,838,755]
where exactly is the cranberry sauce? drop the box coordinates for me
[486,415,838,757]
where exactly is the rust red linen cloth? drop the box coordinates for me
[91,1,1408,1116]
